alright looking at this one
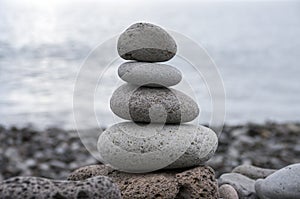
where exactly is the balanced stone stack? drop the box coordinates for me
[97,23,218,173]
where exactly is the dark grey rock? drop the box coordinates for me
[255,163,300,199]
[110,84,199,123]
[219,173,257,199]
[118,62,182,87]
[0,176,121,199]
[117,22,177,62]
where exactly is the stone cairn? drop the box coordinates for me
[77,22,220,198]
[97,22,218,173]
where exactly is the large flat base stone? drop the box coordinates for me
[68,164,219,199]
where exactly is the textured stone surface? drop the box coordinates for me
[232,164,276,179]
[219,173,257,199]
[175,166,219,199]
[255,163,300,199]
[117,22,177,62]
[219,184,239,199]
[110,84,199,123]
[111,172,178,199]
[0,176,121,199]
[97,122,218,172]
[118,62,182,87]
[68,164,219,199]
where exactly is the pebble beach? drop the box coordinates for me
[1,16,300,197]
[1,122,299,181]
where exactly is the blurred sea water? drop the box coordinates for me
[0,0,300,130]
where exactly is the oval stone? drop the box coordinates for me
[117,22,177,62]
[255,163,300,199]
[110,84,199,123]
[97,122,218,173]
[232,165,276,179]
[118,62,182,87]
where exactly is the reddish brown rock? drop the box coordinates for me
[175,166,218,198]
[68,164,114,180]
[68,164,219,199]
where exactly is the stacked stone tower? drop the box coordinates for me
[97,22,218,173]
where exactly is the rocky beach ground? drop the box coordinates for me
[0,122,299,181]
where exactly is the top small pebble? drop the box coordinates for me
[117,22,177,62]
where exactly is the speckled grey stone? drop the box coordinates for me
[118,62,182,87]
[219,173,257,199]
[117,22,177,62]
[219,184,239,199]
[232,164,276,179]
[110,84,199,123]
[255,163,300,199]
[97,122,218,173]
[0,176,121,199]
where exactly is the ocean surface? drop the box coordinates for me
[0,0,300,130]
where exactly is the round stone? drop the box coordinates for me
[219,184,239,199]
[219,173,256,199]
[118,62,182,87]
[117,22,177,62]
[97,122,218,173]
[255,163,300,199]
[110,84,199,123]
